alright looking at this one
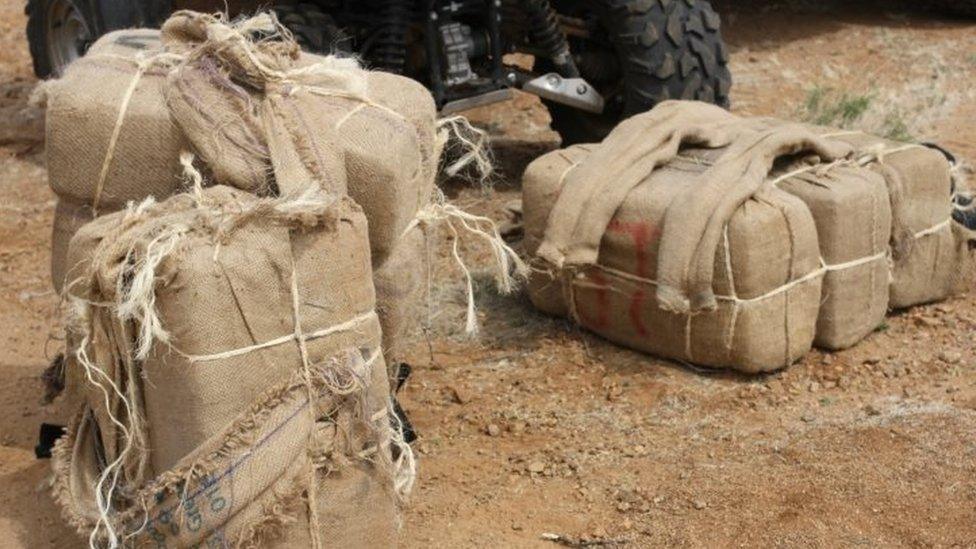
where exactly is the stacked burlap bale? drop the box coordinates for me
[53,186,410,547]
[524,110,830,373]
[776,165,891,349]
[161,10,439,377]
[44,12,441,376]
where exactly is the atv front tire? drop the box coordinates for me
[26,0,94,78]
[547,0,732,145]
[27,0,172,78]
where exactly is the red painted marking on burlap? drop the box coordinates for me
[606,219,660,337]
[576,270,610,330]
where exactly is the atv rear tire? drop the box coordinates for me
[274,3,349,54]
[546,0,732,145]
[26,0,95,78]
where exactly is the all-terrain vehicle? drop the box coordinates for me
[26,0,733,144]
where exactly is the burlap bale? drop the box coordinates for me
[44,29,188,212]
[682,145,893,350]
[779,167,891,349]
[48,15,440,384]
[814,130,967,308]
[52,186,403,547]
[524,145,823,373]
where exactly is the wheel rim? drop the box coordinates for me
[46,0,91,76]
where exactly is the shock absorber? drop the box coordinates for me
[523,0,579,78]
[372,0,411,73]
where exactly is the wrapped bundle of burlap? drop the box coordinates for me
[808,129,970,308]
[776,165,891,349]
[45,13,444,380]
[676,143,892,350]
[52,186,412,547]
[528,101,974,366]
[374,226,428,378]
[524,144,824,373]
[44,28,187,292]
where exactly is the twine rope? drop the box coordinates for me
[287,263,323,549]
[88,52,181,214]
[400,193,528,335]
[183,310,377,363]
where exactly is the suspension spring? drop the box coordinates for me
[523,0,579,77]
[371,0,412,73]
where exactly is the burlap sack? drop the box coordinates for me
[44,29,188,212]
[51,186,407,547]
[524,145,823,373]
[811,130,967,308]
[48,15,440,384]
[778,167,891,349]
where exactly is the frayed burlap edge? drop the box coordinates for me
[50,347,400,547]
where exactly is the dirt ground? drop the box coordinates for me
[1,1,975,547]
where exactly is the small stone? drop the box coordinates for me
[801,413,816,423]
[616,501,631,512]
[808,381,821,393]
[915,316,940,328]
[486,424,501,437]
[692,500,707,510]
[511,523,523,531]
[938,351,962,365]
[821,354,834,365]
[448,385,469,404]
[863,356,882,365]
[528,461,545,473]
[864,404,881,416]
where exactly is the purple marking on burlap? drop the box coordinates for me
[148,396,310,527]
